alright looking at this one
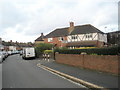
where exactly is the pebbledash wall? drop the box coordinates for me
[55,53,120,75]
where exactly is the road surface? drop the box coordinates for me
[2,54,85,88]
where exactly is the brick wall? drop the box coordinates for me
[97,41,104,47]
[44,37,67,47]
[55,53,120,75]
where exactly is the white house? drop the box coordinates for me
[9,46,17,52]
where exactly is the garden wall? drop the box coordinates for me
[55,53,120,75]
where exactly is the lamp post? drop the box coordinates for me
[52,44,57,60]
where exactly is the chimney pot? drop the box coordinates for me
[41,33,43,36]
[70,22,74,27]
[41,33,44,39]
[68,22,74,34]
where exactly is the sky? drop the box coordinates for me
[0,0,119,43]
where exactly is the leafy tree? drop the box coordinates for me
[35,43,53,57]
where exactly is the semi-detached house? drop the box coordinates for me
[35,22,107,48]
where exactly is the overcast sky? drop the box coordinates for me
[0,0,119,42]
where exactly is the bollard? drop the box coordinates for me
[45,54,46,60]
[47,54,50,62]
[42,54,44,60]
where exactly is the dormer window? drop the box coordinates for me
[48,38,53,42]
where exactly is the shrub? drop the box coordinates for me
[35,43,53,57]
[44,50,53,54]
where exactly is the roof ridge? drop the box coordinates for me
[56,27,69,30]
[75,24,91,27]
[49,24,92,31]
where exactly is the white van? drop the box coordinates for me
[22,47,35,59]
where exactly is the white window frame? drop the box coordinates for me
[86,34,92,38]
[59,37,64,41]
[71,35,77,40]
[48,38,53,42]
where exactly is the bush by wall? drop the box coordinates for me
[44,50,53,54]
[54,45,120,55]
[35,43,53,57]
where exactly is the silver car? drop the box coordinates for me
[0,51,4,63]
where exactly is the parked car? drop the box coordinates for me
[0,51,4,63]
[8,51,12,56]
[2,51,8,58]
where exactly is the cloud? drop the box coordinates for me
[0,1,27,29]
[0,0,119,42]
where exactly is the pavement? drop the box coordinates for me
[33,58,119,89]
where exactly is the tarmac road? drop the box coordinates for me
[2,54,85,88]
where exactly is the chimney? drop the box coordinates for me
[68,22,74,34]
[70,22,74,27]
[41,33,44,39]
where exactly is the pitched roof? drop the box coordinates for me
[45,28,68,38]
[45,24,104,38]
[71,24,104,35]
[35,36,44,41]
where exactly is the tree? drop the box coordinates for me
[35,43,53,58]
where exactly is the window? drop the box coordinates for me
[59,37,64,41]
[48,38,53,42]
[71,35,77,40]
[86,34,92,38]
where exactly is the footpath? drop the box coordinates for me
[39,60,119,89]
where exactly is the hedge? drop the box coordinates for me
[44,50,53,54]
[54,45,120,55]
[35,43,53,57]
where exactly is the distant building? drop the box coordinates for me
[9,46,17,52]
[107,30,120,46]
[2,40,33,51]
[0,38,4,50]
[0,38,2,45]
[35,22,107,48]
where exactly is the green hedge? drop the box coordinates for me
[35,43,53,57]
[54,45,120,55]
[44,50,53,54]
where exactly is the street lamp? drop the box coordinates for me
[52,44,57,60]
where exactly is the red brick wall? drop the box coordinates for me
[56,54,120,75]
[97,41,104,47]
[44,37,67,47]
